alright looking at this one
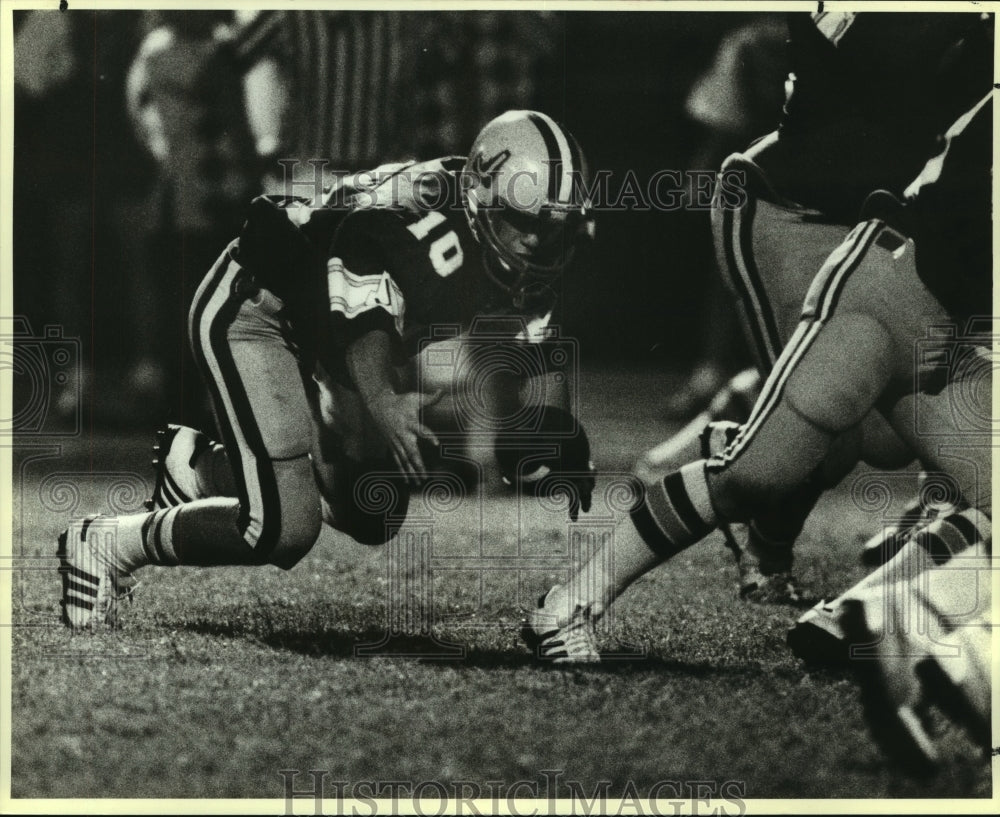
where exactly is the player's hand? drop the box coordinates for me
[367,390,443,485]
[495,406,596,522]
[564,462,596,522]
[506,461,596,522]
[535,461,596,522]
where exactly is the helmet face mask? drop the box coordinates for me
[463,110,593,303]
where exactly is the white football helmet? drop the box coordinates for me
[463,110,594,301]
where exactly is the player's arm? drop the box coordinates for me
[497,319,595,522]
[345,328,439,484]
[328,211,439,484]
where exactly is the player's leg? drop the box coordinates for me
[884,389,992,516]
[59,249,323,627]
[713,152,851,367]
[784,232,991,662]
[309,367,411,546]
[820,236,993,766]
[710,172,861,599]
[529,311,894,658]
[183,267,323,569]
[527,221,897,659]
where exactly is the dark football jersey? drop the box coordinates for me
[323,157,557,363]
[754,11,993,222]
[233,156,561,387]
[903,93,992,322]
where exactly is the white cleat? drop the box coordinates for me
[147,424,207,510]
[57,515,136,630]
[522,586,601,664]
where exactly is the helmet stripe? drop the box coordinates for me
[536,111,576,204]
[528,112,577,205]
[527,112,561,203]
[566,132,585,206]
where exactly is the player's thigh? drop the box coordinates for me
[190,257,320,558]
[832,226,948,386]
[833,224,991,509]
[707,227,902,518]
[217,287,316,462]
[882,388,992,514]
[748,204,848,344]
[711,179,847,367]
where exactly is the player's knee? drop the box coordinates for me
[785,313,893,433]
[268,502,323,570]
[706,468,763,523]
[251,458,324,569]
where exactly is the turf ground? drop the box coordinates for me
[6,369,992,803]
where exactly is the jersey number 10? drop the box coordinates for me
[406,211,464,278]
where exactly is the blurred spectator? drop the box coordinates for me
[662,17,788,418]
[232,10,559,191]
[14,10,149,424]
[14,11,92,362]
[126,11,258,426]
[408,12,561,157]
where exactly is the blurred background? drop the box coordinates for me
[12,9,789,431]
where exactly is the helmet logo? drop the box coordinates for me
[471,149,511,188]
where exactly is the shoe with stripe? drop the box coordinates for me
[57,515,136,630]
[859,492,961,568]
[790,508,987,667]
[146,424,207,510]
[521,586,601,664]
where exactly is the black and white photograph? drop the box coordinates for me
[1,1,996,811]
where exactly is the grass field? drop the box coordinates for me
[6,370,992,803]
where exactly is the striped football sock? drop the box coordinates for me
[843,507,990,604]
[100,509,184,575]
[630,460,717,558]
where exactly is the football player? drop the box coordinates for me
[527,89,994,767]
[57,110,597,628]
[524,77,993,676]
[639,10,993,603]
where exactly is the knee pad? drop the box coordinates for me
[268,501,323,570]
[785,313,893,434]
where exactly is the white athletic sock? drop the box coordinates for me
[102,508,183,574]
